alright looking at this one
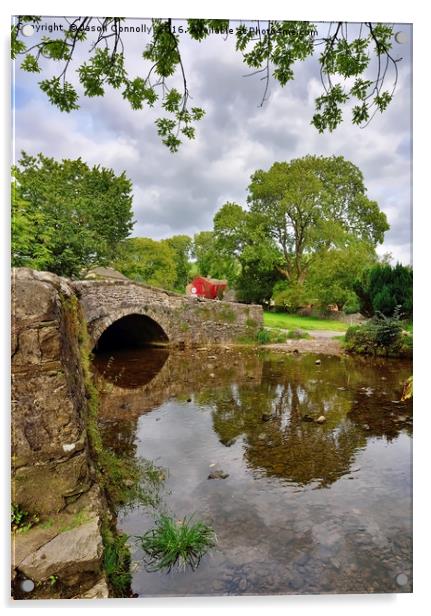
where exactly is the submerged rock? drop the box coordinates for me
[301,414,314,422]
[208,470,229,480]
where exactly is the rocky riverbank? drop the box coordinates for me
[11,268,111,599]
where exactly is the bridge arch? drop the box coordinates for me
[91,308,171,352]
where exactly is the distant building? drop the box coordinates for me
[186,276,227,300]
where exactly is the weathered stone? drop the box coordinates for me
[73,278,263,349]
[19,517,103,582]
[14,452,92,514]
[75,576,110,599]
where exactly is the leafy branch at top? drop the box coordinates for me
[12,17,404,150]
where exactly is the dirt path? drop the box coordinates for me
[307,329,344,339]
[267,337,344,355]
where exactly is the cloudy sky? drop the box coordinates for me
[13,17,412,264]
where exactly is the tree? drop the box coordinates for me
[306,241,377,310]
[212,157,388,306]
[161,235,192,292]
[12,17,402,151]
[354,262,413,318]
[113,237,177,289]
[246,156,388,284]
[12,152,134,277]
[192,230,238,284]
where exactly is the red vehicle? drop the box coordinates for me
[186,276,227,300]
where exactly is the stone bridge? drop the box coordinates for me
[72,278,263,350]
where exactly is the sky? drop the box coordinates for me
[13,17,413,264]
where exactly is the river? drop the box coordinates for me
[93,347,412,596]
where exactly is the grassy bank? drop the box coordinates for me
[264,312,349,332]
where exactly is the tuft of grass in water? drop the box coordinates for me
[137,515,217,572]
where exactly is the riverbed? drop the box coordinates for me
[93,348,412,596]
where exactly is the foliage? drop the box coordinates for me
[272,280,313,312]
[246,156,388,285]
[344,308,412,357]
[263,311,348,332]
[114,237,177,289]
[162,235,193,291]
[192,230,239,285]
[137,514,217,572]
[102,528,132,597]
[306,241,377,309]
[286,329,311,340]
[11,503,39,532]
[236,266,281,305]
[354,262,413,318]
[13,17,402,150]
[212,157,388,305]
[12,152,134,277]
[343,293,361,314]
[256,328,271,344]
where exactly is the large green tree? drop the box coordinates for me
[213,156,389,305]
[114,237,177,289]
[12,152,134,277]
[12,17,402,151]
[246,156,388,283]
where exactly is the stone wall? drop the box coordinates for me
[73,279,263,349]
[11,268,108,599]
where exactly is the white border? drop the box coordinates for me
[2,1,428,614]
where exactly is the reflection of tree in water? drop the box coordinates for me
[208,354,412,488]
[93,348,412,488]
[98,416,138,458]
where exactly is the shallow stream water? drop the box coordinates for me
[93,348,412,596]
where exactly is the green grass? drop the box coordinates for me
[137,515,217,572]
[264,311,349,332]
[11,503,39,533]
[102,529,131,597]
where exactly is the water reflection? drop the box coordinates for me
[93,348,412,595]
[94,348,170,388]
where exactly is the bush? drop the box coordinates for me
[343,293,360,315]
[344,308,412,357]
[137,515,217,572]
[286,329,311,340]
[272,281,312,312]
[256,328,271,344]
[354,263,413,318]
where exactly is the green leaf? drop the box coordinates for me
[20,54,41,73]
[39,77,79,112]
